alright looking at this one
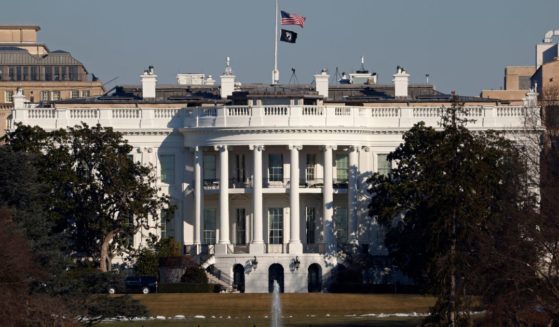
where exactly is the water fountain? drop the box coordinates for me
[271,280,282,327]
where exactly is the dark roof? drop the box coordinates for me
[236,84,321,99]
[0,47,84,66]
[85,82,499,105]
[0,25,40,31]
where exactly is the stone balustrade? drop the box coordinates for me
[10,104,538,131]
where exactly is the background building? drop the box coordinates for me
[0,25,104,138]
[481,29,559,103]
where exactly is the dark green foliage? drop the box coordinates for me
[4,123,173,271]
[180,266,209,284]
[135,238,183,278]
[158,283,214,293]
[135,249,160,278]
[0,123,173,324]
[368,104,537,325]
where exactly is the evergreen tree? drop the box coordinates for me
[368,102,537,325]
[5,123,173,272]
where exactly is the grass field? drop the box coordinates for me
[101,293,435,327]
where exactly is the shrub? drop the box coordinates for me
[158,283,213,293]
[180,266,208,284]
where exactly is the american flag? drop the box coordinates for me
[281,10,306,28]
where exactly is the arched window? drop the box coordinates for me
[268,263,284,293]
[308,263,322,292]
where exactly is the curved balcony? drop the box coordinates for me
[184,105,537,130]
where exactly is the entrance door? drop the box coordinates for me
[268,263,284,293]
[308,264,322,292]
[233,264,245,293]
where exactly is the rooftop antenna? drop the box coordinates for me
[425,73,430,84]
[360,56,366,71]
[334,67,341,84]
[102,76,119,88]
[289,68,299,84]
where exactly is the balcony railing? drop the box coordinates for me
[185,105,538,130]
[10,104,539,132]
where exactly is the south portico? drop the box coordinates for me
[184,141,366,257]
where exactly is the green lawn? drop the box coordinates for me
[101,293,433,327]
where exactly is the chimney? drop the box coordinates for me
[220,57,235,99]
[140,66,157,99]
[314,69,329,98]
[393,66,410,98]
[13,88,27,109]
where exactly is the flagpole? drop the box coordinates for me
[272,0,279,84]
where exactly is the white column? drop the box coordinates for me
[289,145,303,254]
[348,146,359,245]
[323,145,336,252]
[194,147,203,253]
[250,145,265,254]
[216,145,230,254]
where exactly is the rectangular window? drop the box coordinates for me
[69,66,79,81]
[41,91,49,102]
[377,154,392,176]
[22,66,28,80]
[268,208,283,244]
[334,206,348,243]
[203,208,217,244]
[30,66,38,80]
[203,154,217,182]
[44,66,52,81]
[268,154,283,182]
[8,67,15,81]
[61,66,67,81]
[235,154,246,184]
[160,154,175,184]
[335,154,349,182]
[160,209,173,239]
[4,90,13,103]
[16,66,22,81]
[305,154,316,181]
[51,91,60,101]
[306,207,316,244]
[53,66,60,81]
[235,208,246,245]
[0,66,3,80]
[71,90,80,98]
[81,90,90,97]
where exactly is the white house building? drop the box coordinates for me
[9,61,541,293]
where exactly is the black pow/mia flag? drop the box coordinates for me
[280,29,297,43]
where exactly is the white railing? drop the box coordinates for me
[69,109,98,119]
[335,107,351,116]
[28,109,56,119]
[264,106,288,116]
[497,106,525,117]
[112,109,140,119]
[154,108,180,118]
[413,107,445,117]
[302,106,323,116]
[11,104,540,131]
[227,106,251,116]
[371,107,399,117]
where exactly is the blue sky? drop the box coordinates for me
[3,0,559,95]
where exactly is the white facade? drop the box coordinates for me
[10,94,540,293]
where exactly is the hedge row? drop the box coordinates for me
[158,283,215,293]
[328,283,420,294]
